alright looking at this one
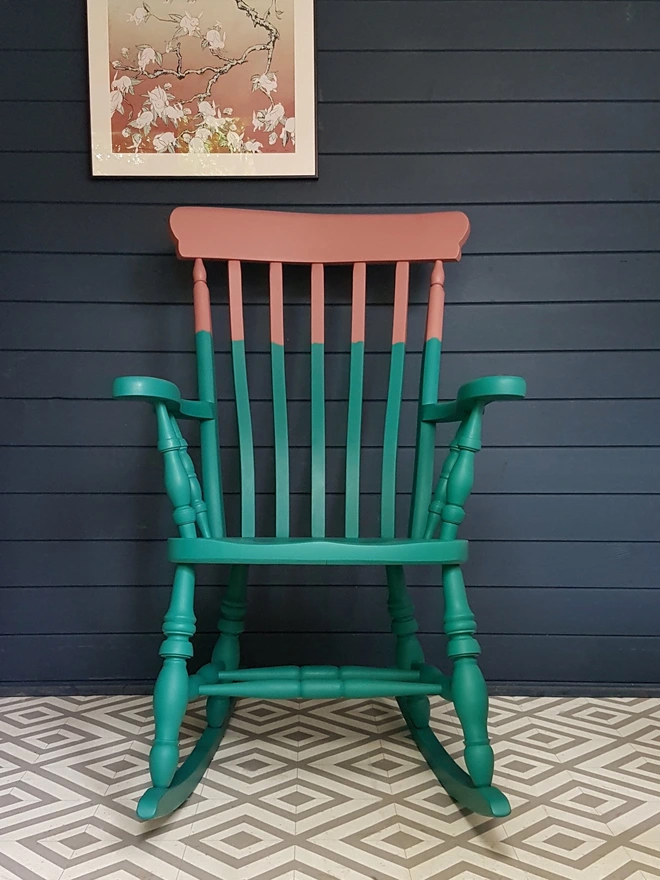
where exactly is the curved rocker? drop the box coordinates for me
[137,700,235,821]
[398,696,511,818]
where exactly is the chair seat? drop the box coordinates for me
[169,537,468,566]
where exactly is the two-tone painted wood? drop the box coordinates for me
[113,206,525,822]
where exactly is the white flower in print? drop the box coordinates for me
[251,72,277,97]
[121,47,129,58]
[112,75,136,95]
[153,132,177,153]
[188,136,207,153]
[180,11,201,36]
[203,114,224,131]
[280,116,295,146]
[253,104,286,134]
[137,46,158,72]
[163,103,186,123]
[122,128,131,137]
[268,131,277,145]
[244,139,262,153]
[226,129,244,152]
[262,102,286,132]
[146,86,171,119]
[197,100,217,118]
[223,107,233,115]
[130,109,154,133]
[195,127,212,141]
[204,28,225,50]
[110,89,124,115]
[128,5,149,25]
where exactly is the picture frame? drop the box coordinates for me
[86,0,316,177]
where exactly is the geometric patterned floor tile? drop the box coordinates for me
[2,695,660,880]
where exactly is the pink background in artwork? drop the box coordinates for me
[108,0,295,153]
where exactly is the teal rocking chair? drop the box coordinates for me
[113,207,526,821]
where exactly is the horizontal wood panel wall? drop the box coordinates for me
[1,0,659,692]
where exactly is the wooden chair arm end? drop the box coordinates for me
[112,376,214,420]
[456,375,527,408]
[421,376,526,424]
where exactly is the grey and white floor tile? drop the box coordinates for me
[2,695,660,879]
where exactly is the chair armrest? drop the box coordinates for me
[421,375,526,423]
[112,376,215,420]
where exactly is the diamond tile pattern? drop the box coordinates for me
[2,695,660,879]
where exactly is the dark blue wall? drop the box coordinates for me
[1,1,660,693]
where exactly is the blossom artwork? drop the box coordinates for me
[87,0,316,176]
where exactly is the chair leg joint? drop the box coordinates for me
[447,637,481,659]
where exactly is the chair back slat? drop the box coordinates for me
[269,262,290,538]
[310,263,326,538]
[192,259,225,537]
[410,261,446,538]
[345,262,367,538]
[228,260,256,537]
[381,261,410,539]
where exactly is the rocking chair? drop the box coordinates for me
[112,207,526,821]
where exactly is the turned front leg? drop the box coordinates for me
[443,564,493,788]
[150,564,196,789]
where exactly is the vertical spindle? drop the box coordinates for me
[228,260,256,537]
[311,263,326,538]
[270,262,290,537]
[410,260,445,538]
[192,258,225,537]
[381,261,410,538]
[345,262,366,538]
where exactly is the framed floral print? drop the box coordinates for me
[87,0,316,176]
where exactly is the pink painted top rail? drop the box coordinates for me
[170,207,470,265]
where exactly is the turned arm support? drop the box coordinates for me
[112,376,215,420]
[421,376,526,539]
[113,376,213,538]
